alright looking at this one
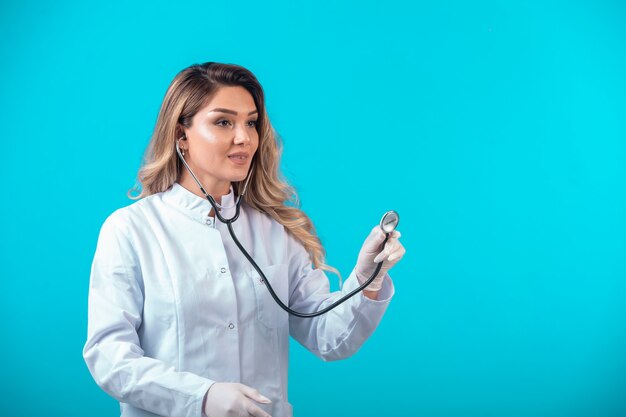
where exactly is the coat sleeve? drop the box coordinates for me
[286,231,395,361]
[82,212,214,417]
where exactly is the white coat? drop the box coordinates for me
[83,182,395,417]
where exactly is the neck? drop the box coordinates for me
[178,172,230,205]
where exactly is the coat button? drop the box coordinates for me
[228,322,235,329]
[220,267,227,274]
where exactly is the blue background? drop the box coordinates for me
[1,1,625,416]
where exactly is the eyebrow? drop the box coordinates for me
[208,108,258,116]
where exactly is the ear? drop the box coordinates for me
[176,124,188,140]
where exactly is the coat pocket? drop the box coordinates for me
[249,263,289,328]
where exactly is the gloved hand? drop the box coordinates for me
[203,382,272,417]
[355,226,405,291]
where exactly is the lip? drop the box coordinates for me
[228,152,250,158]
[227,152,250,166]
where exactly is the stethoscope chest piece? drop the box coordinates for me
[380,210,400,234]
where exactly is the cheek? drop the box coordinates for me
[195,124,221,143]
[251,133,260,153]
[194,128,230,154]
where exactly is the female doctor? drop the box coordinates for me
[83,62,406,417]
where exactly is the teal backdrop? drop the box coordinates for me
[1,1,625,416]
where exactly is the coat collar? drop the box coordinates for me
[161,181,237,225]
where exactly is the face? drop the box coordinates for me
[179,86,259,196]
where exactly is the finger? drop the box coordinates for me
[368,226,386,244]
[245,402,273,417]
[239,384,271,404]
[382,240,398,256]
[373,249,386,263]
[388,246,406,262]
[392,230,402,239]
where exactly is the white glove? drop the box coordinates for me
[355,226,405,291]
[203,382,272,417]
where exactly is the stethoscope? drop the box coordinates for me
[175,138,400,318]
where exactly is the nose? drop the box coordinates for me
[233,124,251,145]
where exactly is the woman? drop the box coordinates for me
[83,62,405,417]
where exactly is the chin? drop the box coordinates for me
[230,172,250,183]
[235,166,253,179]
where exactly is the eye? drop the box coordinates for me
[216,119,232,127]
[248,120,258,127]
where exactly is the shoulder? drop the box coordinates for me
[99,192,164,237]
[242,202,288,236]
[242,202,305,254]
[242,202,310,259]
[242,202,290,246]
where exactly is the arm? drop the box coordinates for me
[363,290,380,300]
[82,213,214,417]
[286,232,395,362]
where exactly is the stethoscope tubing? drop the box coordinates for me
[175,139,388,318]
[227,219,389,318]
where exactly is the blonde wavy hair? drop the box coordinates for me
[128,61,338,277]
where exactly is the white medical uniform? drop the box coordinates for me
[83,182,395,417]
